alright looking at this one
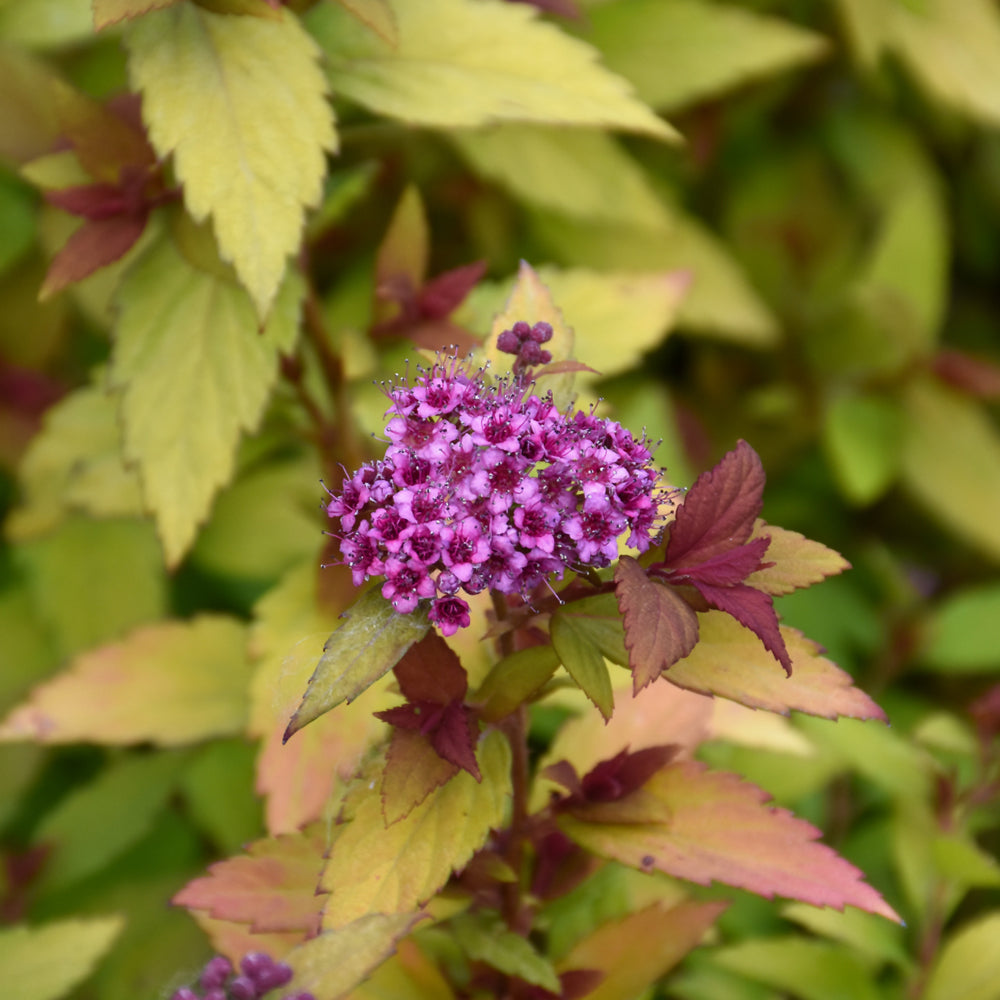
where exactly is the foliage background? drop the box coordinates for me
[2,0,1000,998]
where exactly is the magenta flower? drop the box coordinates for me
[324,330,669,632]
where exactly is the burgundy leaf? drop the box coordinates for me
[678,535,771,588]
[615,556,700,692]
[393,631,468,704]
[374,702,427,732]
[580,745,677,804]
[417,260,488,319]
[541,760,582,798]
[690,581,792,676]
[41,212,147,298]
[664,440,765,568]
[429,700,481,779]
[517,969,604,1000]
[932,348,1000,400]
[45,183,136,220]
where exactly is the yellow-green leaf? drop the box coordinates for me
[285,585,430,740]
[332,0,397,45]
[745,522,851,596]
[1,915,124,1000]
[550,611,615,721]
[475,645,560,722]
[923,912,1000,1000]
[125,3,336,316]
[320,730,511,928]
[285,913,425,1000]
[450,126,669,231]
[93,0,179,30]
[110,233,303,565]
[901,375,1000,562]
[920,583,1000,673]
[588,0,828,112]
[6,381,144,541]
[0,615,252,746]
[305,0,674,139]
[452,911,560,993]
[0,0,95,50]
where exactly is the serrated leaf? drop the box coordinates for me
[285,586,430,740]
[110,233,303,565]
[450,126,669,231]
[923,912,1000,1000]
[712,937,884,1000]
[306,0,674,138]
[93,0,179,30]
[320,729,510,928]
[6,382,144,541]
[588,0,828,112]
[126,3,336,316]
[285,913,425,1000]
[0,615,251,745]
[616,556,699,692]
[550,610,614,720]
[667,611,886,722]
[920,583,1000,673]
[901,375,1000,562]
[745,522,850,597]
[1,915,124,1000]
[560,760,898,920]
[174,826,327,934]
[475,645,560,722]
[559,900,727,1000]
[250,563,392,835]
[452,911,560,992]
[381,728,460,826]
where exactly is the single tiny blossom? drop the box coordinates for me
[323,337,671,635]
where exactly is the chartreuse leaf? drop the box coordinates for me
[452,911,560,992]
[923,912,1000,1000]
[450,126,669,231]
[15,517,167,660]
[110,232,303,566]
[782,902,911,971]
[0,615,252,745]
[345,938,454,1000]
[285,586,430,741]
[560,760,899,920]
[530,211,779,346]
[174,825,327,934]
[931,833,1000,889]
[551,605,615,720]
[381,728,461,826]
[711,937,883,1000]
[667,612,886,722]
[1,915,124,1000]
[305,0,674,138]
[0,47,61,165]
[744,522,850,597]
[285,913,426,1000]
[332,0,397,45]
[33,750,186,894]
[587,0,828,112]
[320,730,511,928]
[901,375,1000,562]
[475,645,560,722]
[6,382,144,541]
[125,3,335,316]
[250,563,393,835]
[0,0,94,50]
[920,583,1000,672]
[93,0,179,30]
[559,900,727,1000]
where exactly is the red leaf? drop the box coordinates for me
[417,260,488,319]
[665,440,765,568]
[173,827,327,934]
[679,536,771,587]
[40,213,146,298]
[932,348,1000,400]
[579,745,677,804]
[615,556,699,692]
[430,701,481,780]
[393,632,468,704]
[45,183,136,220]
[690,581,792,676]
[373,702,426,731]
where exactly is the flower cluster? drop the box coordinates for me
[325,338,667,635]
[170,952,312,1000]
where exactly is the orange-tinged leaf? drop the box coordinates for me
[745,521,850,596]
[175,827,325,935]
[285,913,426,1000]
[616,555,699,692]
[250,563,390,835]
[0,615,251,745]
[560,760,899,920]
[190,913,303,965]
[666,611,887,722]
[321,729,510,928]
[381,728,460,826]
[558,900,727,1000]
[93,0,179,30]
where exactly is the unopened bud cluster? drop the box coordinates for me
[170,952,313,1000]
[325,334,667,635]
